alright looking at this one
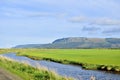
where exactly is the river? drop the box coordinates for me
[1,53,120,80]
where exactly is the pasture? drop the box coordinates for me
[0,49,120,71]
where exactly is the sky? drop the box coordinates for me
[0,0,120,48]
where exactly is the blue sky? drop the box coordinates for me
[0,0,120,48]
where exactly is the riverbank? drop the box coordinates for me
[0,55,72,80]
[2,53,120,80]
[0,67,22,80]
[0,49,120,73]
[17,49,120,73]
[20,54,120,73]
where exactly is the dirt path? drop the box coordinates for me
[0,68,22,80]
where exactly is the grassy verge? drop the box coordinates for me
[0,55,73,80]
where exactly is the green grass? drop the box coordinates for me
[0,55,73,80]
[17,49,120,65]
[0,48,120,72]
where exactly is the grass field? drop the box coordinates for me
[0,49,120,72]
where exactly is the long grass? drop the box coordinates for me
[0,55,73,80]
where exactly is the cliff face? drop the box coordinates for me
[14,37,120,48]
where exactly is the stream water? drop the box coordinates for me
[1,53,120,80]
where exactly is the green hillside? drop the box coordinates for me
[14,37,120,48]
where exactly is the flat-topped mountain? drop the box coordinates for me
[14,37,120,48]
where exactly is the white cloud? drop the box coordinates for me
[82,26,100,31]
[69,16,87,23]
[1,0,120,18]
[0,7,66,18]
[69,16,120,25]
[91,18,120,25]
[2,0,120,11]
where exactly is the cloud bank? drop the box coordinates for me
[69,16,120,25]
[103,27,120,34]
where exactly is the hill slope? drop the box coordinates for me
[14,37,120,48]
